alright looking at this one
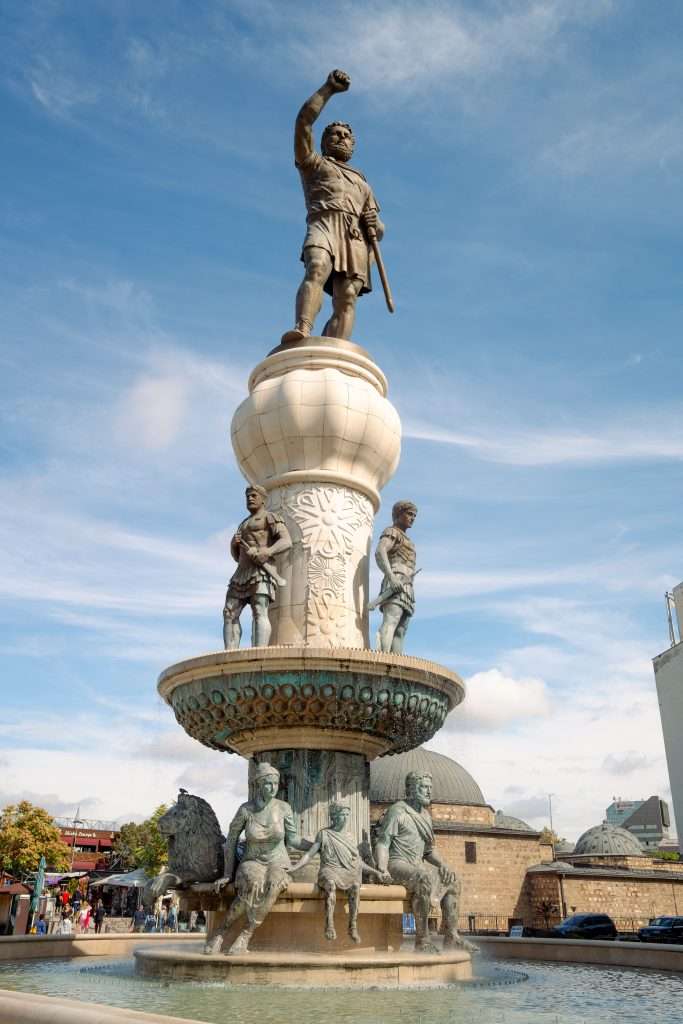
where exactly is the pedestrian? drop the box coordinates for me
[58,911,73,936]
[94,900,106,934]
[189,909,198,932]
[130,906,146,933]
[35,914,47,935]
[166,904,177,933]
[79,902,91,933]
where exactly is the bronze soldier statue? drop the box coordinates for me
[282,69,385,344]
[223,486,292,649]
[374,500,417,654]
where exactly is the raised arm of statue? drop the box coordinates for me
[294,69,350,167]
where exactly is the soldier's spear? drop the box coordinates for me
[366,224,395,314]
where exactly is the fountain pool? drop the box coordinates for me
[0,950,681,1024]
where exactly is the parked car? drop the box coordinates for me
[638,917,683,943]
[551,914,617,940]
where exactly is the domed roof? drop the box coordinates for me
[555,839,575,855]
[495,810,534,832]
[370,747,486,806]
[573,822,644,857]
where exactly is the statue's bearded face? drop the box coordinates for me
[322,123,354,162]
[406,773,433,808]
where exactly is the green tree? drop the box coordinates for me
[650,849,680,862]
[0,801,70,877]
[539,828,567,847]
[113,805,169,875]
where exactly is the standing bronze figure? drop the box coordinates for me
[282,69,386,344]
[223,486,291,649]
[373,500,418,654]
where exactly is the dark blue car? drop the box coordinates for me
[638,917,683,943]
[551,913,617,940]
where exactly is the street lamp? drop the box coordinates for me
[69,808,84,872]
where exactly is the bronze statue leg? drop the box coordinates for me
[323,274,362,340]
[290,247,333,340]
[204,896,248,954]
[250,594,271,647]
[410,869,439,954]
[223,596,247,650]
[391,610,411,655]
[319,880,337,940]
[441,879,478,953]
[376,602,403,653]
[228,869,288,955]
[347,884,361,943]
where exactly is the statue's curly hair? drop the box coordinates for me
[321,121,355,155]
[392,500,417,523]
[405,771,432,798]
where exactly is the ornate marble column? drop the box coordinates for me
[230,338,401,648]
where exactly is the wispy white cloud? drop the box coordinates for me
[404,415,683,466]
[239,0,614,95]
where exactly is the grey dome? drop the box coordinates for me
[555,839,575,855]
[574,822,644,857]
[370,747,485,806]
[495,810,534,832]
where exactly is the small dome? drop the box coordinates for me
[370,747,485,806]
[495,810,534,832]
[574,822,644,857]
[555,839,575,855]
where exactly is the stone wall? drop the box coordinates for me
[432,831,542,926]
[525,870,683,929]
[566,854,683,874]
[370,802,495,827]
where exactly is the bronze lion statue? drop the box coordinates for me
[146,789,224,899]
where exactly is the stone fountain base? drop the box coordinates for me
[134,947,472,988]
[135,882,472,987]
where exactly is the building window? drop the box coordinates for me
[465,841,477,864]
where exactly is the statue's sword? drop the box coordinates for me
[366,224,395,314]
[367,568,421,612]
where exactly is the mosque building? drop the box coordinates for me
[369,747,683,932]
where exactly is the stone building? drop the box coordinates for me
[525,822,683,930]
[369,748,683,933]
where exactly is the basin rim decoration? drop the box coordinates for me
[158,646,465,758]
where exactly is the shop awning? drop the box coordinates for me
[90,869,150,889]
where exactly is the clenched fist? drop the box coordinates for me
[327,69,350,93]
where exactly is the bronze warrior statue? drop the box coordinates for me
[282,69,385,344]
[373,500,417,654]
[223,485,292,649]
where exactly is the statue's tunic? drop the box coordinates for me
[226,512,285,603]
[378,526,416,615]
[296,151,379,296]
[226,799,297,920]
[317,828,362,892]
[375,800,449,906]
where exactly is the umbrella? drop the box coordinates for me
[90,869,150,888]
[28,855,46,931]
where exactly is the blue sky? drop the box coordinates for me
[1,0,682,842]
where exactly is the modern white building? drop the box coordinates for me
[653,582,683,853]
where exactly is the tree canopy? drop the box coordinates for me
[0,801,70,877]
[539,827,568,847]
[112,805,169,875]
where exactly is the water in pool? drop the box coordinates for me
[0,948,681,1024]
